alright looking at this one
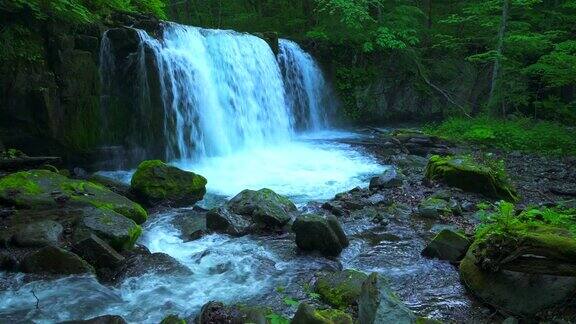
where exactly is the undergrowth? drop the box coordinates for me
[476,201,576,240]
[425,116,576,156]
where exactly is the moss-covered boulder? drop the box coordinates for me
[369,167,405,190]
[74,208,142,251]
[358,273,416,324]
[130,160,207,207]
[292,303,353,324]
[417,198,451,219]
[0,170,147,224]
[422,229,470,262]
[315,269,368,309]
[13,220,63,247]
[21,246,95,275]
[228,188,296,228]
[460,226,576,316]
[292,214,349,257]
[160,315,187,324]
[425,155,519,202]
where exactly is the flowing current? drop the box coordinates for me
[0,25,413,323]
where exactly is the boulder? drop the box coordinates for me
[0,170,147,224]
[227,188,296,228]
[292,303,353,324]
[421,229,470,262]
[206,207,251,236]
[110,246,191,283]
[72,234,125,269]
[358,273,416,324]
[315,269,368,309]
[130,160,207,207]
[196,301,268,324]
[13,220,63,247]
[292,214,349,257]
[160,315,186,324]
[459,231,576,316]
[21,246,94,275]
[60,315,127,324]
[74,208,142,251]
[425,155,519,202]
[417,198,451,219]
[172,211,207,241]
[88,174,131,197]
[369,167,405,190]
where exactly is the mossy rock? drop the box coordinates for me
[131,160,207,207]
[358,273,416,324]
[417,198,451,219]
[292,214,349,257]
[460,228,576,316]
[74,208,142,251]
[292,303,353,324]
[315,269,368,309]
[422,229,470,262]
[160,315,186,324]
[13,220,64,247]
[0,170,147,224]
[425,155,519,202]
[228,188,296,228]
[21,246,95,275]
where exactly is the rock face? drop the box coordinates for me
[459,236,576,316]
[292,303,353,324]
[358,273,416,324]
[369,167,405,190]
[207,188,296,236]
[74,208,142,251]
[13,220,63,247]
[0,170,147,224]
[425,155,519,202]
[292,214,349,257]
[315,269,368,309]
[422,229,470,262]
[21,246,94,275]
[130,160,207,207]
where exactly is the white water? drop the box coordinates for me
[0,25,391,323]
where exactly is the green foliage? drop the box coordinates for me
[426,117,576,156]
[476,201,576,239]
[282,297,300,307]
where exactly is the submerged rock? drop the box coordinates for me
[425,155,519,202]
[60,315,128,324]
[227,188,296,228]
[292,214,349,257]
[0,170,147,224]
[74,208,142,251]
[369,167,405,190]
[358,273,416,324]
[422,229,470,262]
[130,160,207,207]
[21,246,94,275]
[292,303,353,324]
[13,220,63,247]
[315,269,368,309]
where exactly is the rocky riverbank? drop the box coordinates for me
[0,128,575,323]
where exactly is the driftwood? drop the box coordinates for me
[0,157,62,172]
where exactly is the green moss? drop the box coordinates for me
[315,309,353,323]
[425,155,519,202]
[160,315,186,324]
[315,269,368,309]
[0,171,42,194]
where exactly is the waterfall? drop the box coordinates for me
[100,23,336,162]
[277,39,335,131]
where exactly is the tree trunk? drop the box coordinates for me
[488,0,510,115]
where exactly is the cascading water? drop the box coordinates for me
[138,24,293,161]
[277,39,335,131]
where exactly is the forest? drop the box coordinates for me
[0,0,575,323]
